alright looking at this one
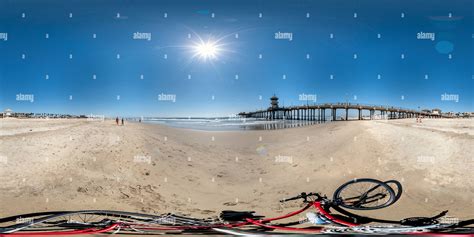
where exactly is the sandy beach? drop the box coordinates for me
[0,118,472,221]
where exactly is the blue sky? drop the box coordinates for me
[0,0,472,117]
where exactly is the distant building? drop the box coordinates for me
[443,112,455,117]
[3,108,12,117]
[431,108,442,115]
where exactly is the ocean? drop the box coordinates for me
[142,118,325,131]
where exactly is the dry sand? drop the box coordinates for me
[0,118,472,221]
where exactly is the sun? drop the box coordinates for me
[192,40,221,61]
[185,31,234,63]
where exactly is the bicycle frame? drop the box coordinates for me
[242,200,357,233]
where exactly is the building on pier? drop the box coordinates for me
[270,95,279,109]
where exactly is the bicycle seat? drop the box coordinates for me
[400,217,438,226]
[400,211,448,226]
[219,211,264,222]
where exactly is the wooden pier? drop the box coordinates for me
[238,96,446,121]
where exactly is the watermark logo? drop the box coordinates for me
[417,155,435,164]
[275,31,293,41]
[158,93,176,102]
[0,33,7,41]
[156,216,176,225]
[16,217,34,224]
[441,93,459,102]
[133,155,151,164]
[275,155,293,164]
[299,93,317,102]
[86,114,105,121]
[0,155,7,164]
[417,32,435,41]
[16,93,34,102]
[133,32,152,41]
[439,216,459,225]
[108,134,121,145]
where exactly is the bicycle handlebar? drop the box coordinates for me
[280,192,322,203]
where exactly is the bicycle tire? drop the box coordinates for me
[384,180,403,204]
[0,210,216,234]
[333,178,396,210]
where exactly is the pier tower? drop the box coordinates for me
[270,95,279,109]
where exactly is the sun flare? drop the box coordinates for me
[193,40,220,61]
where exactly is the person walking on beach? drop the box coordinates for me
[121,118,124,126]
[116,117,119,125]
[416,115,423,123]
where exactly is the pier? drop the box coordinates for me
[238,95,448,121]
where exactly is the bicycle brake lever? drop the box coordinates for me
[280,192,323,203]
[280,193,307,203]
[280,196,299,203]
[432,210,448,219]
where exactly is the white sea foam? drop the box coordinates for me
[143,118,321,131]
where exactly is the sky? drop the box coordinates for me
[0,0,473,117]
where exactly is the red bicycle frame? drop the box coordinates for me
[243,200,357,233]
[129,200,356,233]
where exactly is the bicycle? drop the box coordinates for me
[0,178,472,235]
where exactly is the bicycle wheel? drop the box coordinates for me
[384,180,403,204]
[0,210,217,235]
[333,178,396,210]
